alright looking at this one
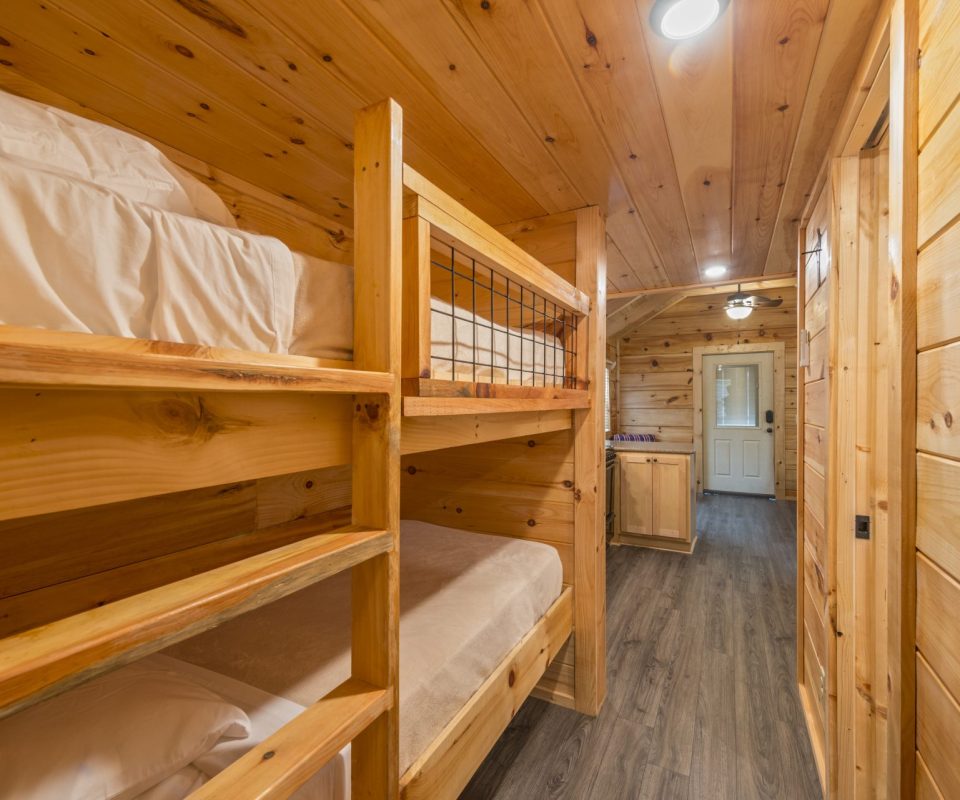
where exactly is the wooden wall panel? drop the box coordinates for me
[0,465,351,637]
[400,432,575,581]
[615,291,797,495]
[916,3,960,790]
[917,554,960,703]
[916,452,960,581]
[916,654,960,799]
[0,389,352,522]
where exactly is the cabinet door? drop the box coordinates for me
[650,455,688,540]
[619,455,653,536]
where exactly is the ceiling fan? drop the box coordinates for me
[724,285,783,320]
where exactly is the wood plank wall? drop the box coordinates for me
[914,2,960,796]
[614,292,798,496]
[799,186,832,775]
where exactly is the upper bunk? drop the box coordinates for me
[0,84,598,454]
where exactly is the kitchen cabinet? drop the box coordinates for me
[614,450,696,553]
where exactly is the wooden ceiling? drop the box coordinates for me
[1,0,880,291]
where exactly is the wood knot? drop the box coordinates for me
[585,27,598,48]
[407,466,417,475]
[263,750,275,760]
[527,519,536,527]
[175,0,247,38]
[890,274,900,300]
[175,44,193,58]
[363,402,381,421]
[305,480,315,489]
[945,411,954,428]
[322,54,333,62]
[508,670,516,687]
[563,480,574,488]
[573,488,583,502]
[456,507,463,514]
[527,440,536,447]
[0,36,10,46]
[480,0,491,8]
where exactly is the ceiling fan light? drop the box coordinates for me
[725,304,753,320]
[703,264,728,279]
[656,0,722,40]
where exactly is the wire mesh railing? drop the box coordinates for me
[428,238,579,388]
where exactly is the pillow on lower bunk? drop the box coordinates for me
[0,660,250,800]
[132,766,207,800]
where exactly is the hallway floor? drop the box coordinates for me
[460,494,823,800]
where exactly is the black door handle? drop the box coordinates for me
[765,409,774,423]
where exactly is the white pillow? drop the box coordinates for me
[133,766,207,800]
[0,660,250,800]
[0,89,236,228]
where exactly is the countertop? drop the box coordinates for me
[608,441,696,455]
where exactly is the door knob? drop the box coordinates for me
[766,427,773,433]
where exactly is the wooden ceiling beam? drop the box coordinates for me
[606,292,689,340]
[609,272,796,300]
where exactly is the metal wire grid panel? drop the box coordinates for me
[429,240,579,388]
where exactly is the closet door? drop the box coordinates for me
[620,455,653,536]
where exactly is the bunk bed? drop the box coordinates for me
[0,69,605,800]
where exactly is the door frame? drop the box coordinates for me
[693,341,786,500]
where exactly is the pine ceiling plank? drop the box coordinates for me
[762,0,883,275]
[731,0,830,277]
[427,0,678,290]
[606,208,673,290]
[343,0,585,214]
[248,1,545,226]
[640,0,734,276]
[149,0,536,226]
[0,36,347,226]
[52,0,358,214]
[543,0,700,285]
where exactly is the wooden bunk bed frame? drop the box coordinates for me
[0,75,605,800]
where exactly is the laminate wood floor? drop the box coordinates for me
[461,494,823,800]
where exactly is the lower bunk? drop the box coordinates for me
[0,521,572,800]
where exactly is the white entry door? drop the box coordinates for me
[702,351,775,495]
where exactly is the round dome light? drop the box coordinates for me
[703,264,729,279]
[725,304,753,320]
[652,0,728,41]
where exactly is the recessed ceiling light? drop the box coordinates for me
[703,265,728,279]
[651,0,730,41]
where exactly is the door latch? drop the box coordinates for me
[855,514,871,540]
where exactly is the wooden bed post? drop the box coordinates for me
[351,98,403,799]
[573,206,607,714]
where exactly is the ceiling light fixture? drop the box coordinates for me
[703,265,728,279]
[651,0,730,41]
[725,303,753,320]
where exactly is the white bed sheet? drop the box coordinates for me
[163,520,563,776]
[0,154,353,360]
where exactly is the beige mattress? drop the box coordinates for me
[163,520,563,774]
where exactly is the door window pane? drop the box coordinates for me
[715,363,759,427]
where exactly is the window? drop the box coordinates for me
[604,366,612,433]
[714,363,759,427]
